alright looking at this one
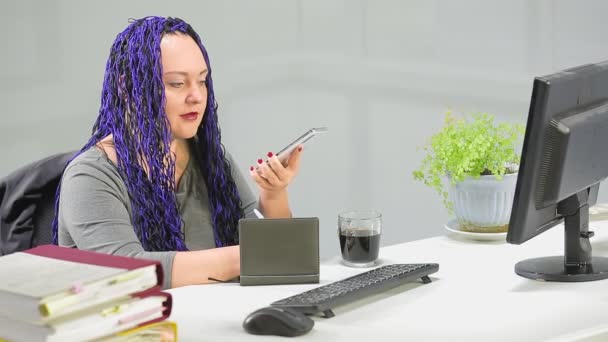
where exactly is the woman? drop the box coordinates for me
[53,16,302,289]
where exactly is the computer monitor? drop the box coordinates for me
[507,61,608,282]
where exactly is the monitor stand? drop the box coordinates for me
[515,189,608,281]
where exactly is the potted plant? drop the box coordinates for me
[413,111,524,233]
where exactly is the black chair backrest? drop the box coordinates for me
[0,152,73,255]
[31,181,60,247]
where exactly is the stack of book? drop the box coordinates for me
[0,245,176,342]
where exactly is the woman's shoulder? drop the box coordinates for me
[63,147,122,185]
[66,147,111,169]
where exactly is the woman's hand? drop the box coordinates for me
[249,146,303,218]
[249,145,302,194]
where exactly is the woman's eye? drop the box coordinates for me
[199,80,207,86]
[169,82,184,88]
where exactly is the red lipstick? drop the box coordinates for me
[180,112,198,121]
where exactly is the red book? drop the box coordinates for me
[0,245,163,323]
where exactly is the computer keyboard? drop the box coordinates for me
[271,263,439,318]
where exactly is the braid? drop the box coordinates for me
[52,16,243,249]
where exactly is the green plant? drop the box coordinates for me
[412,111,524,211]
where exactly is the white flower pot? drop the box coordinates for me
[448,173,517,231]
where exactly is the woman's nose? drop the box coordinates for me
[186,84,205,104]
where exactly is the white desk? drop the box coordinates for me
[168,221,608,341]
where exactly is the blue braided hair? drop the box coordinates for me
[52,16,243,250]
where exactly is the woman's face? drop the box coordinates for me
[160,33,208,140]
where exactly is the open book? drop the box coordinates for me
[0,290,172,342]
[0,245,163,323]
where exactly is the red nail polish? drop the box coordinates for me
[257,159,263,164]
[250,166,254,171]
[298,146,303,152]
[267,152,274,158]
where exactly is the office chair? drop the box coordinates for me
[0,152,74,255]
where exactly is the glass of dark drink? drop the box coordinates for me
[338,211,382,267]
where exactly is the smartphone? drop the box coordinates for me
[276,127,328,165]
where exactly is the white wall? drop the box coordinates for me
[2,0,608,258]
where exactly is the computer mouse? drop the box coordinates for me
[243,306,314,337]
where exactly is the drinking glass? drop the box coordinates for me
[338,211,382,267]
